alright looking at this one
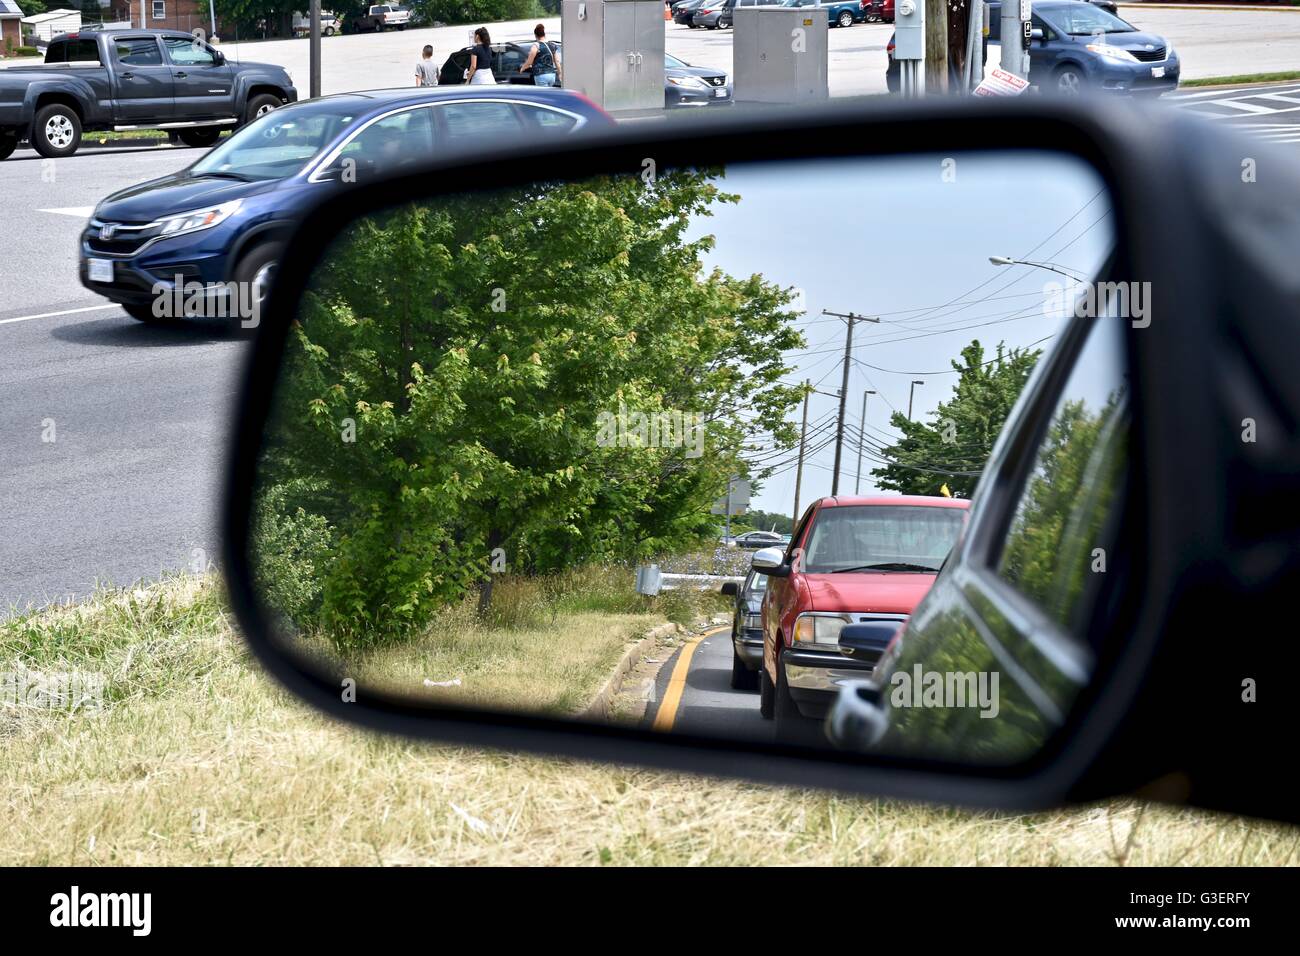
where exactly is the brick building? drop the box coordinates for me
[111,0,213,35]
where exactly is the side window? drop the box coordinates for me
[786,504,816,561]
[45,41,65,63]
[338,108,434,177]
[68,40,101,63]
[164,36,216,67]
[498,47,524,74]
[116,37,163,66]
[523,106,578,134]
[437,101,526,141]
[995,317,1128,639]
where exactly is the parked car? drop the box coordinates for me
[665,52,732,106]
[0,29,295,161]
[751,495,969,743]
[293,10,341,36]
[733,530,785,549]
[77,88,614,326]
[439,41,561,86]
[348,3,410,32]
[987,0,1178,95]
[863,0,893,22]
[781,0,867,28]
[695,0,772,30]
[721,571,768,689]
[672,0,707,26]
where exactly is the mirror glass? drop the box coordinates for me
[248,150,1121,765]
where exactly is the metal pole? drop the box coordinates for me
[908,380,925,420]
[309,0,322,99]
[209,0,216,36]
[792,381,810,526]
[1001,0,1029,78]
[854,389,875,495]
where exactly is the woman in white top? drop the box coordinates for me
[467,27,497,85]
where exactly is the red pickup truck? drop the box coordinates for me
[751,495,969,744]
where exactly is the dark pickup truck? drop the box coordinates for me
[0,29,296,161]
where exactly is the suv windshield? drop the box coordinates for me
[1047,5,1134,35]
[802,505,964,574]
[191,101,359,181]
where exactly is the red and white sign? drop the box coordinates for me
[973,68,1031,97]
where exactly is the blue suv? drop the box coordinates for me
[988,0,1179,96]
[80,87,614,327]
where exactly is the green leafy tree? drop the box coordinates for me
[736,509,793,536]
[255,169,804,649]
[871,340,1040,498]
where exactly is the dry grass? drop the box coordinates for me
[1,576,1296,866]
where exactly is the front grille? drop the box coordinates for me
[704,75,726,87]
[85,218,162,257]
[1129,47,1166,62]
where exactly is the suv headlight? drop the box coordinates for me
[156,199,243,239]
[792,612,853,648]
[1086,43,1138,63]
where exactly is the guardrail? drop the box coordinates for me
[635,564,745,596]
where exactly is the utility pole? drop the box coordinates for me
[925,0,948,93]
[309,0,322,98]
[792,381,810,526]
[908,380,925,420]
[854,389,876,495]
[1002,0,1031,79]
[822,310,880,496]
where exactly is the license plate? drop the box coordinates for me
[87,258,114,283]
[714,87,728,97]
[1151,66,1165,78]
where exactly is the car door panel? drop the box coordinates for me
[163,36,234,121]
[111,36,174,124]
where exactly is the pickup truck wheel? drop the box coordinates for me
[774,666,825,746]
[178,127,221,148]
[0,133,16,162]
[244,94,282,126]
[32,104,81,158]
[759,664,775,718]
[837,10,854,27]
[731,648,758,691]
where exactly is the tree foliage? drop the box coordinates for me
[254,169,804,649]
[870,340,1040,499]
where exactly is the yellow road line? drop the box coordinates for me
[651,625,730,733]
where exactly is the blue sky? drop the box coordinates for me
[688,151,1114,516]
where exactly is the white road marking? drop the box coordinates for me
[38,206,96,217]
[0,303,120,326]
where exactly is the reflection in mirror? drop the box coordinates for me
[250,151,1116,764]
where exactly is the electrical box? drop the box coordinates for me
[894,0,923,60]
[733,6,828,106]
[560,0,665,113]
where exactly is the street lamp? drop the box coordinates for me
[908,380,924,420]
[988,256,1087,281]
[854,389,877,495]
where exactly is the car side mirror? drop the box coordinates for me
[1030,27,1045,41]
[720,581,739,596]
[213,50,226,65]
[749,547,789,577]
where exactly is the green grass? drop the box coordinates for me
[1,575,1295,865]
[1181,70,1300,88]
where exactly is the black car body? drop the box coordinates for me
[672,0,707,26]
[439,41,560,86]
[722,571,767,688]
[0,29,296,160]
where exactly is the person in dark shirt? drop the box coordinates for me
[467,27,496,85]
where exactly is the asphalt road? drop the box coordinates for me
[0,145,243,614]
[645,626,776,742]
[1167,82,1300,147]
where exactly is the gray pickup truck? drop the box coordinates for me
[0,28,296,161]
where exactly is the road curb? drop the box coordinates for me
[582,621,682,721]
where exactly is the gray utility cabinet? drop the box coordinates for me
[733,6,828,105]
[561,0,665,112]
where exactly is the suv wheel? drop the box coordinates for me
[1054,66,1084,96]
[32,103,81,158]
[731,647,758,690]
[838,10,854,27]
[774,665,824,746]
